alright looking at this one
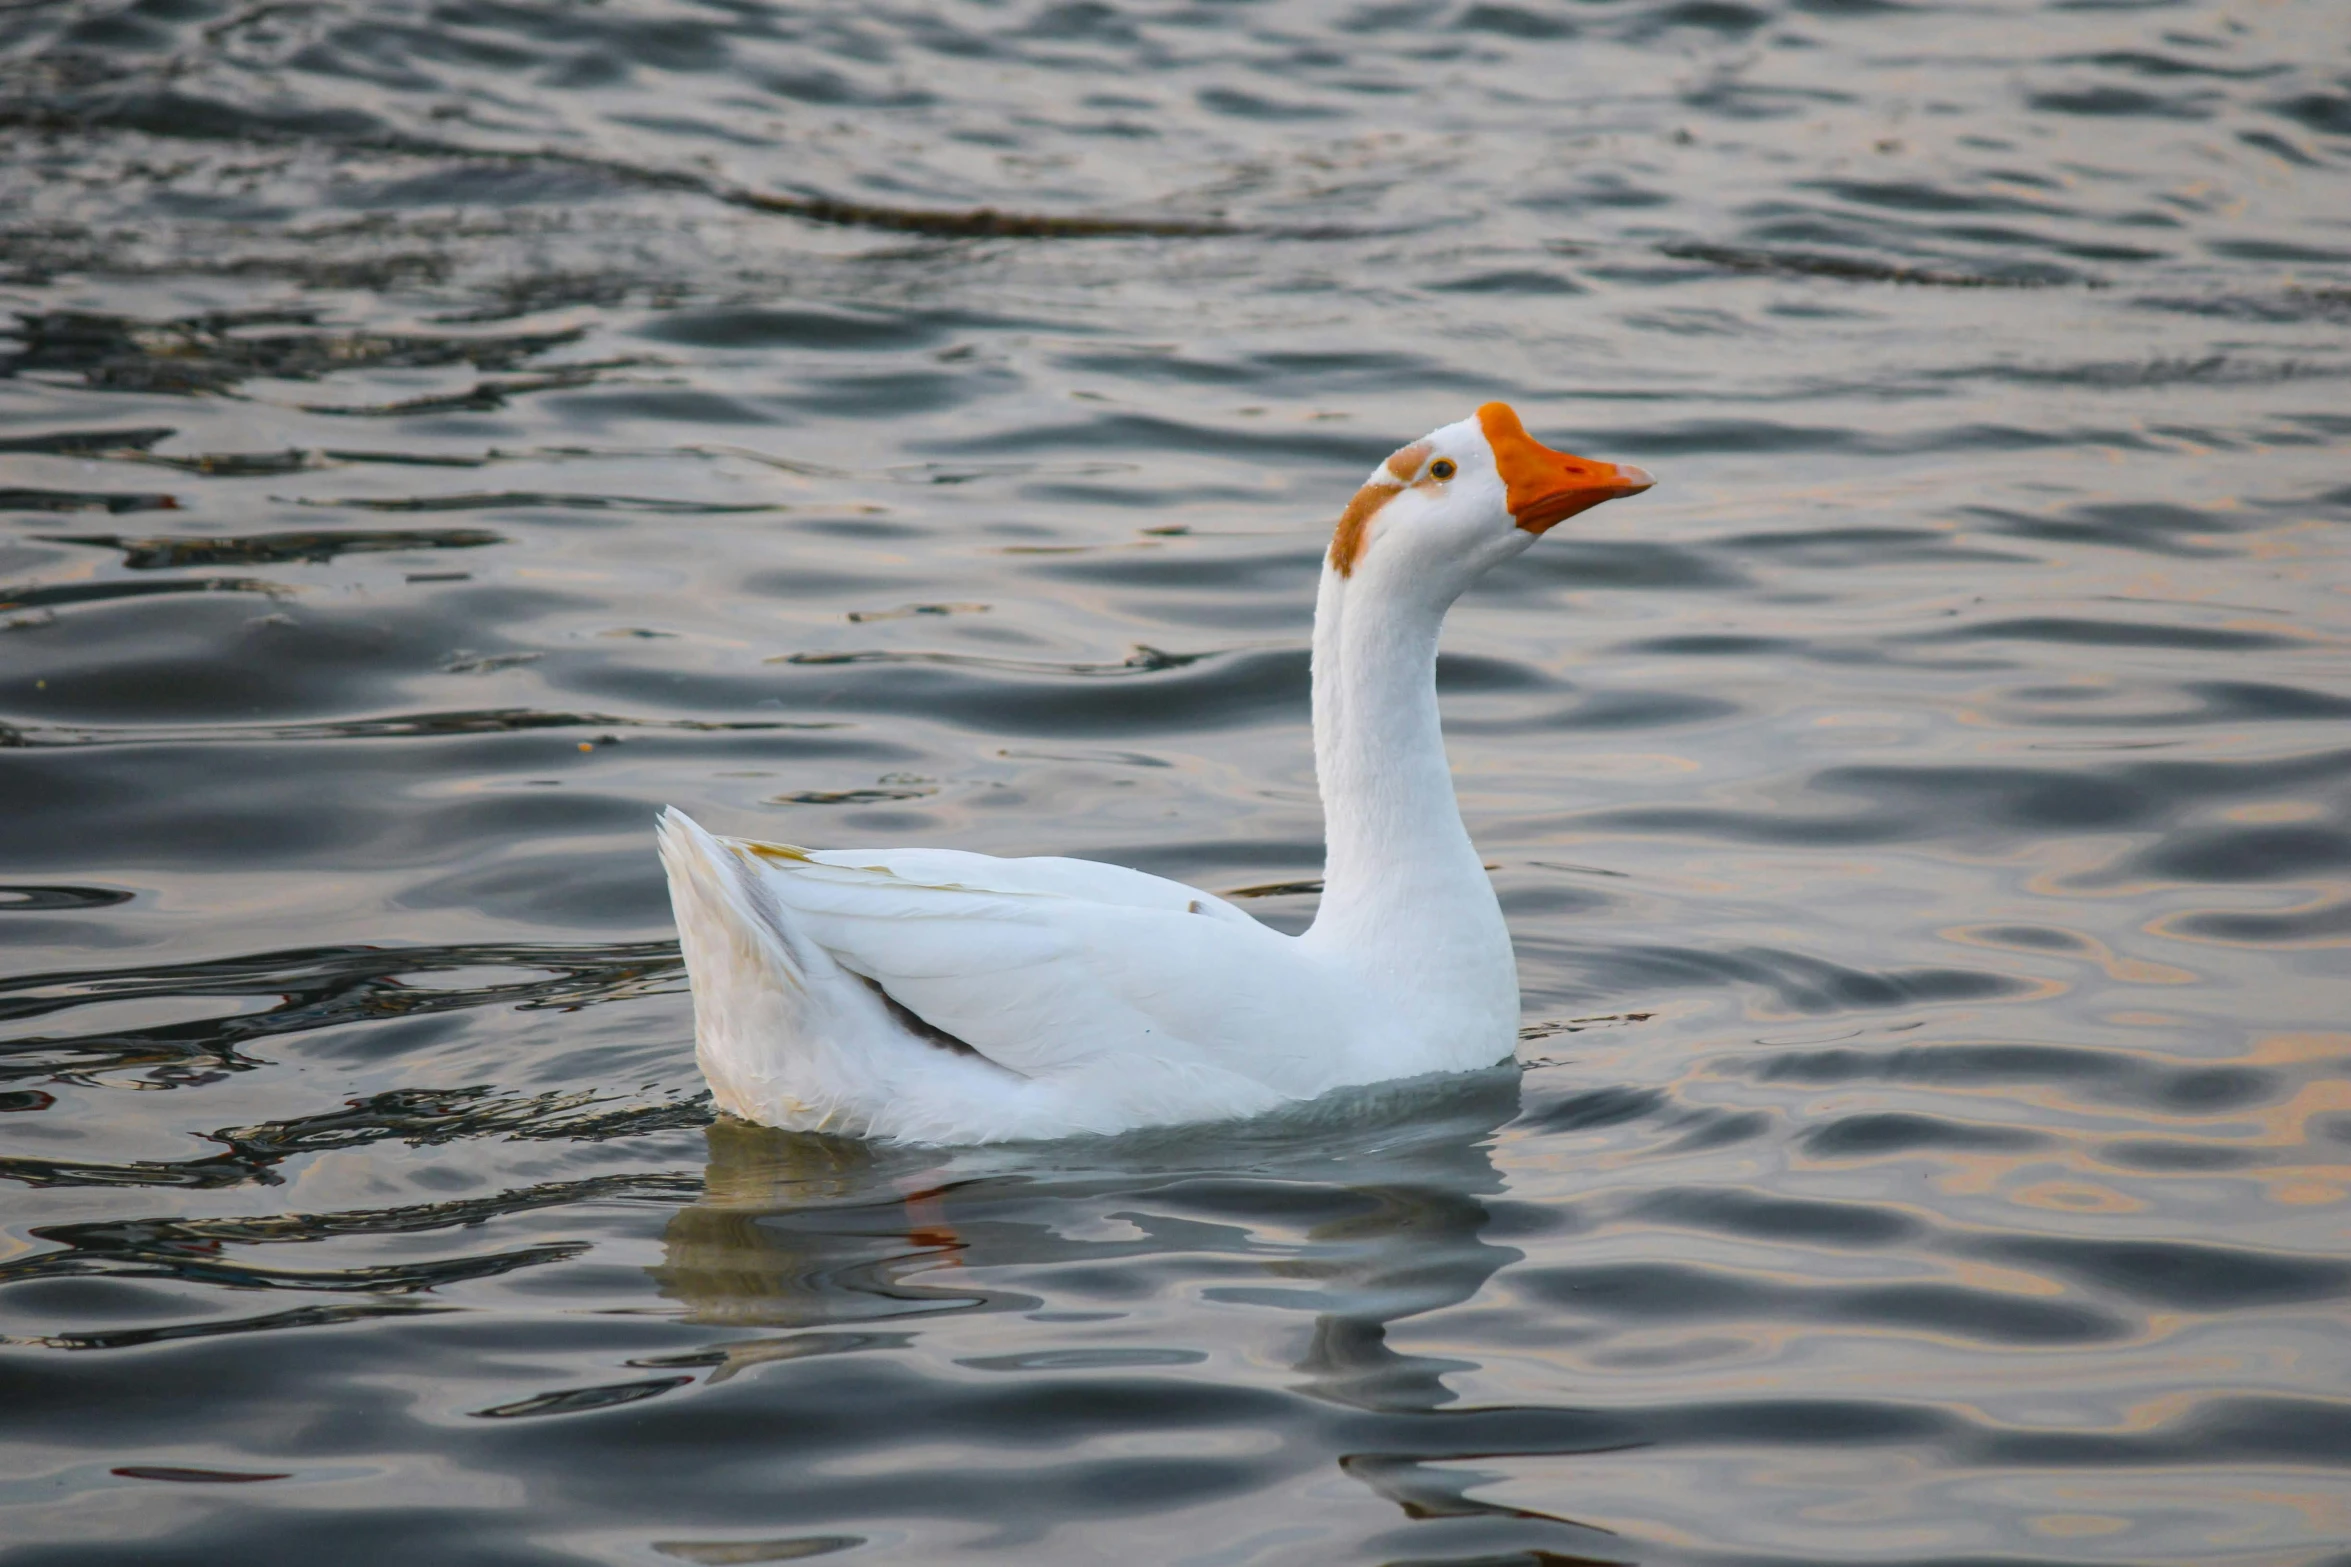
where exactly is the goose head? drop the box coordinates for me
[1326,401,1653,607]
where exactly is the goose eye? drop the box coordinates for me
[1429,458,1457,480]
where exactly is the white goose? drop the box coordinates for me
[658,402,1652,1143]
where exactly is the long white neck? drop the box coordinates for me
[1301,563,1517,1044]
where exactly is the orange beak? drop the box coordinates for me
[1477,402,1654,535]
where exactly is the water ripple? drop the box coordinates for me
[2,0,2346,1560]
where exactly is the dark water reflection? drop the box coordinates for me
[4,0,2350,1560]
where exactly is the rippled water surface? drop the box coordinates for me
[4,0,2350,1561]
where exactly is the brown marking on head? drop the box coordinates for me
[1383,441,1431,483]
[1328,482,1396,576]
[1476,401,1654,534]
[1329,441,1434,576]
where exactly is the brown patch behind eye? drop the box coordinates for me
[1328,482,1396,577]
[1383,441,1431,483]
[1328,441,1433,576]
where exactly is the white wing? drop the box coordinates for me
[745,841,1361,1099]
[805,844,1263,928]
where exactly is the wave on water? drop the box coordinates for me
[3,0,2348,1561]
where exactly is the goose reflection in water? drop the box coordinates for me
[645,1071,1632,1562]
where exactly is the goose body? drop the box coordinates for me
[660,402,1652,1143]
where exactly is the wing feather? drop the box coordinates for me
[744,844,1358,1095]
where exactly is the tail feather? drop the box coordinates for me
[657,807,847,1128]
[658,807,1079,1143]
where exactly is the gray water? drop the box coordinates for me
[3,1,2349,1563]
